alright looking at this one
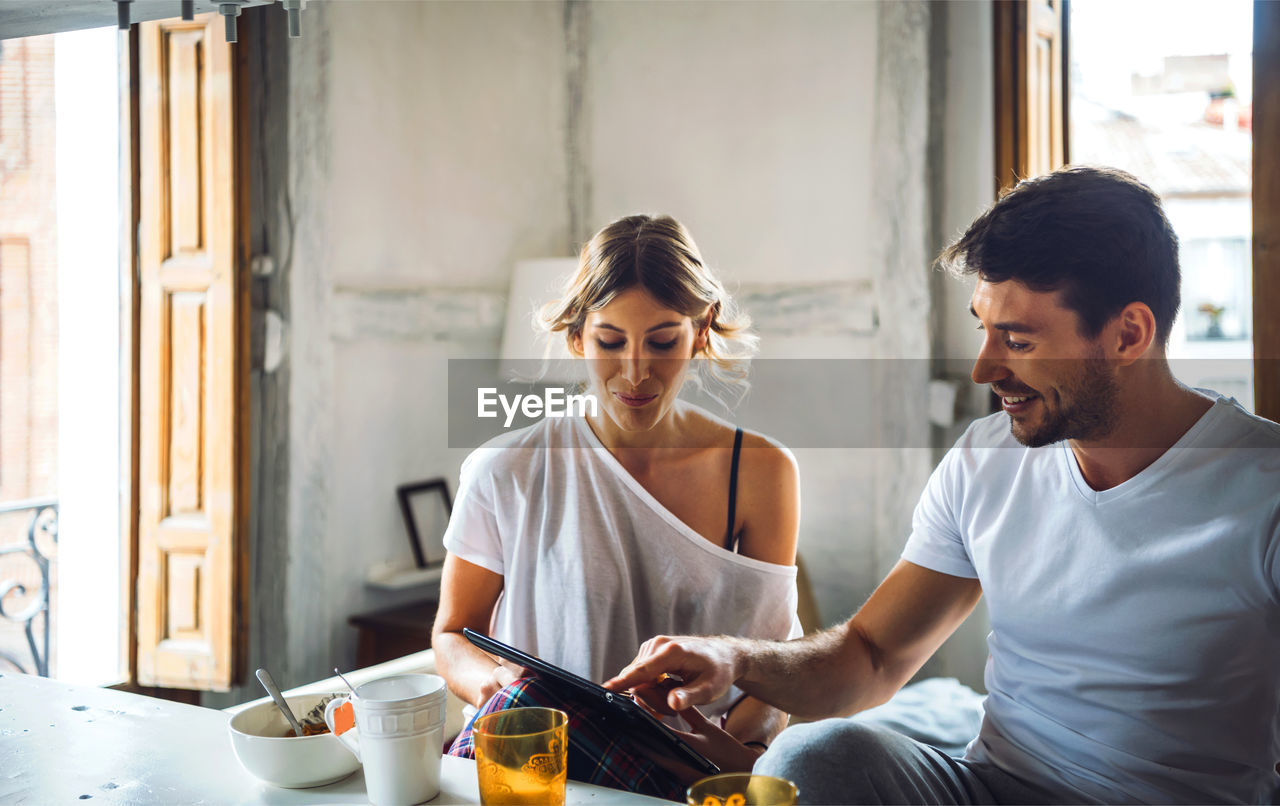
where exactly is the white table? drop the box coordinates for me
[0,672,672,805]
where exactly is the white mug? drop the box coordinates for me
[324,673,448,806]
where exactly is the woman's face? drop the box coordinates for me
[572,287,708,433]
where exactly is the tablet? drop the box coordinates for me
[463,628,720,776]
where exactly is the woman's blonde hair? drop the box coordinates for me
[540,214,758,405]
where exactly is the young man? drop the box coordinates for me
[606,166,1280,804]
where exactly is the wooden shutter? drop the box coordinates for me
[994,0,1067,193]
[134,14,247,690]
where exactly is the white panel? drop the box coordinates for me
[54,25,121,686]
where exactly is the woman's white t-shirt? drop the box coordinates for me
[443,415,802,722]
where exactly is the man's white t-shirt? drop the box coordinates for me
[443,415,802,721]
[903,394,1280,804]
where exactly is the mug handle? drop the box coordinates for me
[323,696,362,762]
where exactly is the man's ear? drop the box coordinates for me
[1111,302,1157,365]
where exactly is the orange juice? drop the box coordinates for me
[473,708,568,806]
[476,757,567,806]
[687,773,798,806]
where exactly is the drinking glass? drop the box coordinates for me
[472,707,568,806]
[687,772,799,806]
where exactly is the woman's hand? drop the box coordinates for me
[432,554,515,710]
[478,661,529,704]
[675,704,765,774]
[634,701,765,781]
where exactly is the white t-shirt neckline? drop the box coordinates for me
[572,415,796,576]
[1059,394,1227,506]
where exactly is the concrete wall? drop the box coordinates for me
[276,0,570,697]
[221,0,999,702]
[934,0,996,690]
[585,1,878,281]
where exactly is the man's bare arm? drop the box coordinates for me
[606,561,982,719]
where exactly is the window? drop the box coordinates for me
[994,0,1280,420]
[1069,0,1255,409]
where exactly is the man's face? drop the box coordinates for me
[969,279,1119,447]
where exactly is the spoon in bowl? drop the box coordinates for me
[255,668,305,737]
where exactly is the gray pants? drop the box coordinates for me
[755,720,1065,806]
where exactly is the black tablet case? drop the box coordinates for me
[463,627,721,776]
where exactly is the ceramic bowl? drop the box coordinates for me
[227,692,360,788]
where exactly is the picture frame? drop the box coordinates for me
[395,478,454,569]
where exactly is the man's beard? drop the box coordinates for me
[1010,356,1118,448]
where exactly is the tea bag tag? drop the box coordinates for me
[331,700,356,736]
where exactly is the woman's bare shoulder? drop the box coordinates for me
[675,403,794,459]
[731,427,800,567]
[730,427,798,488]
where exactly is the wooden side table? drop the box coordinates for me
[348,597,440,668]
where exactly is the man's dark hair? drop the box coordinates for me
[937,165,1181,345]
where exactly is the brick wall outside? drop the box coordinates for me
[0,34,60,675]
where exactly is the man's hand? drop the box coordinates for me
[604,635,743,712]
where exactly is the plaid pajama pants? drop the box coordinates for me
[447,676,688,802]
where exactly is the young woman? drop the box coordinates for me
[431,214,801,799]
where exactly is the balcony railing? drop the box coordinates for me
[0,497,58,676]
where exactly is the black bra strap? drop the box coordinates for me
[726,427,744,552]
